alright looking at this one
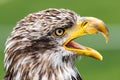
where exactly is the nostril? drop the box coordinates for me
[82,21,89,27]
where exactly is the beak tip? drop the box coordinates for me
[99,57,103,61]
[95,55,103,61]
[106,39,109,44]
[105,34,109,44]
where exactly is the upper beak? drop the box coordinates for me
[63,17,109,61]
[81,17,109,43]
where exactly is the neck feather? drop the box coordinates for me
[5,46,82,80]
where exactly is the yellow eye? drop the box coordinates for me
[54,28,65,37]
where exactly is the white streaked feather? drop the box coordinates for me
[33,73,39,80]
[15,72,21,80]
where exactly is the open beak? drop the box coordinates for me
[63,17,109,61]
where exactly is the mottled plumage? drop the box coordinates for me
[4,8,109,80]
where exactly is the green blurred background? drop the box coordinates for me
[0,0,120,80]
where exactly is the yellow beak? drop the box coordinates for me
[63,17,109,61]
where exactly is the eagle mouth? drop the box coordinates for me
[66,41,87,50]
[63,17,109,61]
[63,37,103,61]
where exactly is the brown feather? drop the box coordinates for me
[4,8,82,80]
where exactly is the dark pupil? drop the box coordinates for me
[58,29,62,33]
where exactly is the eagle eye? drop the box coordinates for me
[54,28,65,37]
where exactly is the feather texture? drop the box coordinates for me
[4,8,82,80]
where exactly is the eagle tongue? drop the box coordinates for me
[66,41,87,50]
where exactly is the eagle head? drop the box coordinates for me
[4,8,109,80]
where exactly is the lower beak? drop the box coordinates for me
[63,17,109,61]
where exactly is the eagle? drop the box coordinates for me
[4,8,109,80]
